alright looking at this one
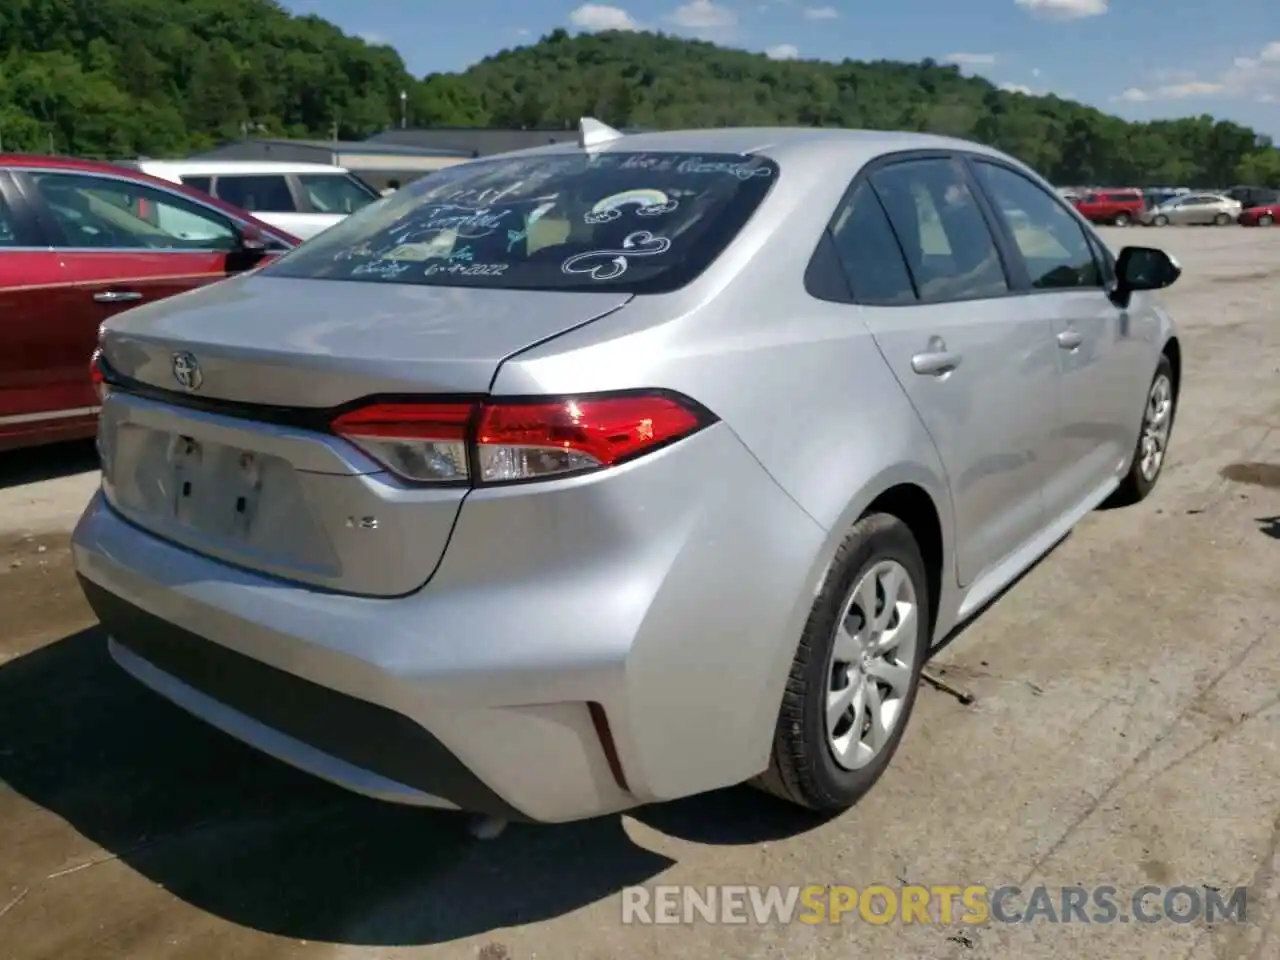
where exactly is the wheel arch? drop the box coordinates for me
[863,483,945,639]
[1162,335,1182,405]
[763,461,956,709]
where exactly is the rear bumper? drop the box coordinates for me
[72,424,827,822]
[85,578,507,816]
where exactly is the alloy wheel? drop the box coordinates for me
[1140,374,1174,482]
[826,560,920,771]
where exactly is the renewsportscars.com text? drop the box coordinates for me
[621,884,1247,926]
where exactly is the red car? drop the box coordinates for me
[1238,203,1279,227]
[1071,189,1146,227]
[0,155,298,452]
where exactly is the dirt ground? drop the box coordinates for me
[2,226,1280,960]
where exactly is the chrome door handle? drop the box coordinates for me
[93,290,143,304]
[911,350,963,376]
[1057,329,1083,350]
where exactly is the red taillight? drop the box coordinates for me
[331,392,710,485]
[330,402,473,483]
[89,349,108,403]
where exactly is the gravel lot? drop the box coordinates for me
[2,226,1280,960]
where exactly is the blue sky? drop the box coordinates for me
[280,0,1280,138]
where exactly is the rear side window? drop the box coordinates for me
[869,158,1008,302]
[297,173,378,214]
[827,181,917,305]
[215,175,296,213]
[180,176,213,195]
[263,151,778,293]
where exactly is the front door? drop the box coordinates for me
[968,159,1134,519]
[852,156,1059,588]
[0,172,90,447]
[15,169,252,402]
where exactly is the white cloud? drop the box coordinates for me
[358,31,387,45]
[667,0,738,29]
[766,43,800,59]
[945,52,997,66]
[569,3,642,31]
[802,5,839,18]
[1115,40,1280,103]
[999,82,1035,95]
[1015,0,1108,20]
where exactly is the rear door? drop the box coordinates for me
[0,170,91,448]
[969,158,1136,521]
[12,168,264,422]
[844,154,1059,588]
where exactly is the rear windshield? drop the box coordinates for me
[262,151,779,293]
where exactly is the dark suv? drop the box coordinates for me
[1226,185,1280,210]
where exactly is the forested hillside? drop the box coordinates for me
[2,0,1279,187]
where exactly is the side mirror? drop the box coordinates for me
[236,223,268,254]
[1111,245,1181,308]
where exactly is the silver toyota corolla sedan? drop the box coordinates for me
[1141,192,1241,227]
[73,123,1183,824]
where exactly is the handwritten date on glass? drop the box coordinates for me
[424,262,509,278]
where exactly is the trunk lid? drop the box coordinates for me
[97,275,632,596]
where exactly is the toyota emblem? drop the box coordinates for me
[171,351,203,392]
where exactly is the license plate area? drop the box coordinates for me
[167,433,268,540]
[105,421,340,577]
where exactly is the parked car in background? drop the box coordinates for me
[121,161,381,240]
[1238,202,1280,226]
[75,122,1182,824]
[0,155,297,452]
[1141,193,1241,226]
[1225,185,1280,211]
[1072,189,1146,226]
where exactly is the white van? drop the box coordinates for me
[128,160,381,240]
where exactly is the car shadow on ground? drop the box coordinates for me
[1256,516,1280,540]
[0,626,827,946]
[0,440,98,491]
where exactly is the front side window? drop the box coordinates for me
[214,175,296,213]
[180,175,213,195]
[869,158,1009,302]
[827,181,917,305]
[30,173,238,251]
[973,161,1102,290]
[298,173,379,215]
[263,151,779,293]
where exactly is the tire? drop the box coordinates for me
[1214,213,1232,226]
[1152,215,1169,227]
[1113,212,1131,227]
[1109,354,1176,507]
[1260,214,1274,227]
[755,513,930,812]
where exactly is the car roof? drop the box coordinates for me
[493,126,1019,169]
[0,153,147,174]
[135,160,352,176]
